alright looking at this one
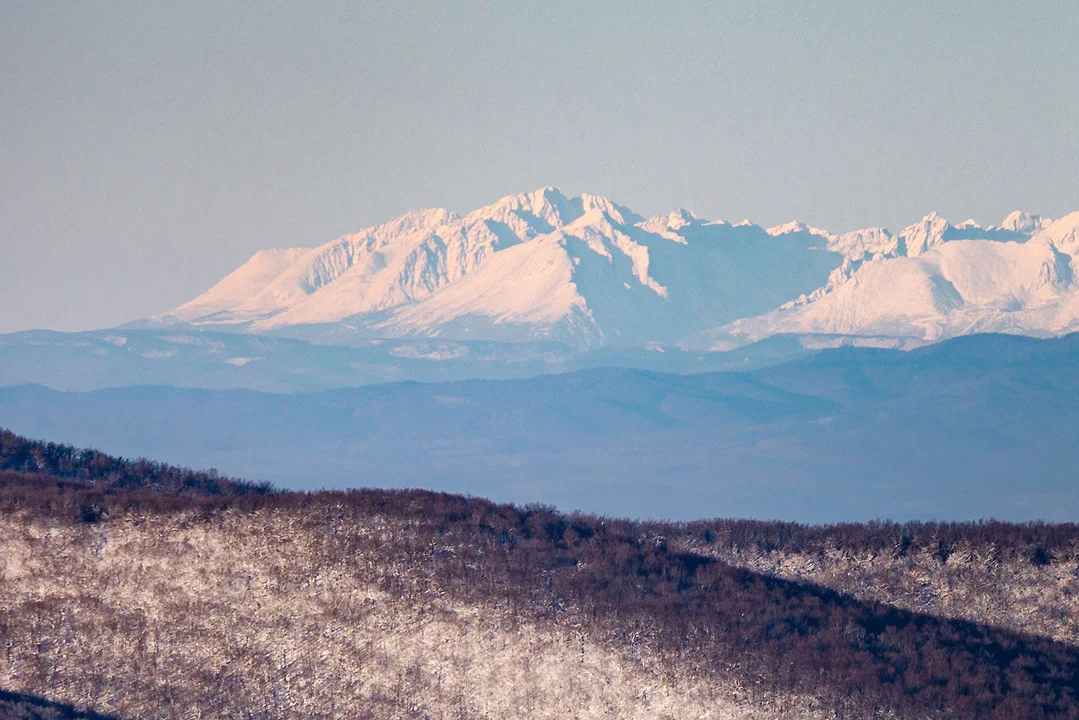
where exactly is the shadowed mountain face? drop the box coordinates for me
[3,333,1078,522]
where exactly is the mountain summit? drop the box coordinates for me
[153,189,1075,349]
[154,188,840,345]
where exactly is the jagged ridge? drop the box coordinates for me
[152,188,1076,348]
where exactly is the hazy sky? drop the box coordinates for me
[2,2,1077,333]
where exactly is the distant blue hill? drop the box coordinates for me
[0,327,809,392]
[2,332,1077,523]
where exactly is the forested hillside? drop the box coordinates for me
[3,430,1079,718]
[677,518,1079,646]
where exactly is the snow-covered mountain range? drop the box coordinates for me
[152,188,1079,349]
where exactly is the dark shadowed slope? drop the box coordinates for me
[0,690,122,720]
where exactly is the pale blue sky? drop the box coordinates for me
[2,1,1077,332]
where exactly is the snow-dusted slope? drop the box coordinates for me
[1000,210,1053,234]
[156,188,844,346]
[1039,211,1079,254]
[168,247,312,322]
[162,208,459,327]
[159,188,590,330]
[375,206,848,345]
[157,191,1074,348]
[695,213,1079,349]
[374,225,593,343]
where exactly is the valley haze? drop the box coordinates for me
[3,333,1079,523]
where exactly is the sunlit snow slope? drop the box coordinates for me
[699,213,1079,349]
[155,188,1076,349]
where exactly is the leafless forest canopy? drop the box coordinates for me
[3,429,1079,719]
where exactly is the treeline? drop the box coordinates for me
[6,427,1078,562]
[4,429,1079,718]
[675,516,1079,566]
[0,428,272,497]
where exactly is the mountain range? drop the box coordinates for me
[6,189,1079,524]
[148,187,1079,349]
[5,333,1078,522]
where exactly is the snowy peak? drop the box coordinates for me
[1001,210,1053,234]
[898,211,951,256]
[466,186,577,235]
[705,234,1079,348]
[828,227,896,260]
[158,187,645,332]
[1037,212,1079,254]
[461,187,644,240]
[637,209,702,237]
[892,211,1037,257]
[156,190,1077,349]
[578,193,644,226]
[372,209,846,345]
[695,207,1079,351]
[667,208,700,227]
[163,197,541,329]
[373,207,459,236]
[766,221,833,240]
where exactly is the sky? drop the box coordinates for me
[2,1,1077,333]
